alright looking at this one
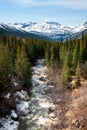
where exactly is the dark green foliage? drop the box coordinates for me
[0,32,87,91]
[45,43,51,68]
[74,62,81,87]
[45,33,87,84]
[50,44,60,68]
[0,44,13,90]
[61,54,70,84]
[72,40,80,67]
[15,45,32,88]
[50,45,56,68]
[45,43,60,68]
[79,33,87,63]
[0,35,47,92]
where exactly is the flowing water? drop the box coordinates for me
[0,59,57,130]
[19,59,57,130]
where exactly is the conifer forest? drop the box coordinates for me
[0,33,87,130]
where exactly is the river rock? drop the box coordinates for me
[39,77,46,81]
[34,82,39,87]
[47,81,54,86]
[72,119,81,128]
[4,93,11,99]
[42,91,46,94]
[48,107,55,113]
[15,90,29,104]
[0,116,19,130]
[21,90,29,100]
[49,113,56,118]
[31,79,39,87]
[11,110,19,121]
[16,101,29,116]
[48,85,54,88]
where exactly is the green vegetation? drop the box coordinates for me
[75,62,81,87]
[0,32,87,92]
[45,33,87,88]
[0,36,47,92]
[61,53,70,84]
[15,45,32,88]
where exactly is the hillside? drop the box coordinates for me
[0,21,87,41]
[0,33,87,130]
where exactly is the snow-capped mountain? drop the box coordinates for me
[0,22,41,39]
[13,21,36,30]
[0,21,87,41]
[12,21,87,41]
[12,21,73,41]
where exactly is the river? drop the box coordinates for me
[19,59,57,130]
[0,59,57,130]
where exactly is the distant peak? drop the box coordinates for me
[13,21,31,25]
[0,22,6,25]
[83,22,87,26]
[43,20,60,25]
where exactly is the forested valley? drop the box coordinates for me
[0,33,87,130]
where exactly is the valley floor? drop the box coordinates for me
[48,68,87,130]
[47,69,71,130]
[0,59,87,130]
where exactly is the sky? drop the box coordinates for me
[0,0,87,25]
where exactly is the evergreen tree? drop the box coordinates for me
[50,43,60,68]
[72,40,80,67]
[0,44,12,90]
[15,45,32,88]
[50,44,56,68]
[60,44,66,63]
[61,54,70,84]
[75,62,81,87]
[45,44,51,68]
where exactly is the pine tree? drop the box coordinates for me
[60,44,66,63]
[75,62,81,87]
[72,40,80,67]
[61,53,70,84]
[0,44,12,90]
[15,45,32,88]
[79,35,87,63]
[50,43,60,68]
[45,44,51,68]
[50,44,56,68]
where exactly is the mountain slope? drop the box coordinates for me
[12,21,87,41]
[0,21,87,41]
[12,21,73,41]
[0,23,43,39]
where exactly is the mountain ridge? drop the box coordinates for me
[0,21,87,41]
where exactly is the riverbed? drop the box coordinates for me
[0,59,57,130]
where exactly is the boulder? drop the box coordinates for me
[48,107,55,113]
[31,79,39,87]
[39,77,46,81]
[48,85,54,88]
[4,93,10,99]
[47,81,54,86]
[16,101,29,116]
[34,82,39,87]
[11,110,19,121]
[15,90,29,103]
[72,119,80,128]
[49,113,56,118]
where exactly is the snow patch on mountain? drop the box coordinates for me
[25,21,61,33]
[73,24,86,33]
[0,20,87,41]
[12,21,36,30]
[17,20,87,38]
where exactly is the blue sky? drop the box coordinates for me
[0,0,87,25]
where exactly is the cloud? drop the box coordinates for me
[6,0,87,9]
[7,0,33,4]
